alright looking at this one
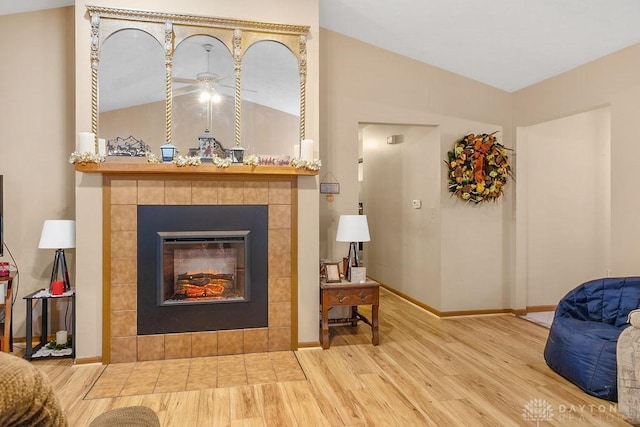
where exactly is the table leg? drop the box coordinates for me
[41,299,48,348]
[371,302,379,346]
[350,306,358,326]
[321,296,330,349]
[25,299,33,360]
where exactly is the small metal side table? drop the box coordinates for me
[23,288,76,360]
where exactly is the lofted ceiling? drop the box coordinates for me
[3,0,640,92]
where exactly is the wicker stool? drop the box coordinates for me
[88,406,160,427]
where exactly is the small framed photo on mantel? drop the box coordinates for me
[350,267,367,283]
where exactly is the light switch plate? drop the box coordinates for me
[412,199,422,209]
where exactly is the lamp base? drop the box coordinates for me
[49,249,71,293]
[345,242,360,282]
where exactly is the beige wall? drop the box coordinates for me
[321,29,513,312]
[513,44,640,306]
[74,0,319,358]
[0,7,75,338]
[516,107,611,306]
[362,124,442,306]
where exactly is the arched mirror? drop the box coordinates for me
[241,40,300,156]
[88,6,309,161]
[98,28,165,149]
[172,35,235,157]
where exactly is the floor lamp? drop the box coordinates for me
[336,215,370,282]
[38,220,76,293]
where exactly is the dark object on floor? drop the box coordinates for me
[88,406,160,427]
[544,277,640,401]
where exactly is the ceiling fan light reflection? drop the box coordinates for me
[199,91,212,103]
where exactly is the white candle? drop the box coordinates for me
[293,144,300,159]
[56,330,67,345]
[78,132,95,153]
[98,138,107,156]
[301,139,314,161]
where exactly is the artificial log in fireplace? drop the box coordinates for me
[137,205,268,335]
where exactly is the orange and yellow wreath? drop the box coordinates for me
[446,132,512,203]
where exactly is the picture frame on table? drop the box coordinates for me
[324,262,341,283]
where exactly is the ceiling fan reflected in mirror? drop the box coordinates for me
[172,43,254,103]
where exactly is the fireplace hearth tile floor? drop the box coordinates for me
[85,352,306,399]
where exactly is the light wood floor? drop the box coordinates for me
[28,289,632,426]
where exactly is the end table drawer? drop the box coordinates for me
[324,287,379,306]
[325,289,352,305]
[354,288,377,305]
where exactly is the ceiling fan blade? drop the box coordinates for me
[220,83,257,94]
[172,84,199,96]
[173,77,197,84]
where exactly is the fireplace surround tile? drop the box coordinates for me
[269,252,292,278]
[111,180,137,205]
[268,277,291,303]
[218,330,244,355]
[268,182,292,204]
[268,327,291,352]
[269,229,291,254]
[164,333,192,359]
[218,181,244,205]
[111,310,137,337]
[138,180,165,205]
[107,176,296,363]
[137,335,165,361]
[111,231,136,258]
[268,303,291,328]
[110,336,137,363]
[165,180,192,205]
[268,205,291,229]
[111,205,137,231]
[243,328,269,353]
[191,331,218,357]
[243,181,269,204]
[111,258,137,285]
[111,284,137,311]
[191,181,218,204]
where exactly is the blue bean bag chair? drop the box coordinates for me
[544,277,640,402]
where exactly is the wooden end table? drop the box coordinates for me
[320,279,380,349]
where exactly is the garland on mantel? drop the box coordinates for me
[445,132,512,204]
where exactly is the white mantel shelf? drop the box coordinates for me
[74,162,319,176]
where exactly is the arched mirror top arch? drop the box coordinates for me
[87,5,309,156]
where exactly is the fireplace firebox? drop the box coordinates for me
[137,205,268,335]
[159,231,250,306]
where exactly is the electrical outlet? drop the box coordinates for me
[412,200,422,209]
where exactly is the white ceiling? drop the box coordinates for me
[3,1,640,92]
[320,0,640,92]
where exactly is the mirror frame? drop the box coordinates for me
[87,5,310,150]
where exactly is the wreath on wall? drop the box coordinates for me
[445,132,512,204]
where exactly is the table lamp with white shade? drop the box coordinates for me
[38,220,75,293]
[336,215,370,282]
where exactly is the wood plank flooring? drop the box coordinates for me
[28,289,632,426]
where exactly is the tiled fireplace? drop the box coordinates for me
[106,176,296,363]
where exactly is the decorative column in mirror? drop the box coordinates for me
[98,29,165,152]
[87,6,309,162]
[172,35,235,160]
[241,40,301,158]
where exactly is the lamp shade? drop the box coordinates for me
[336,215,370,242]
[38,220,76,249]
